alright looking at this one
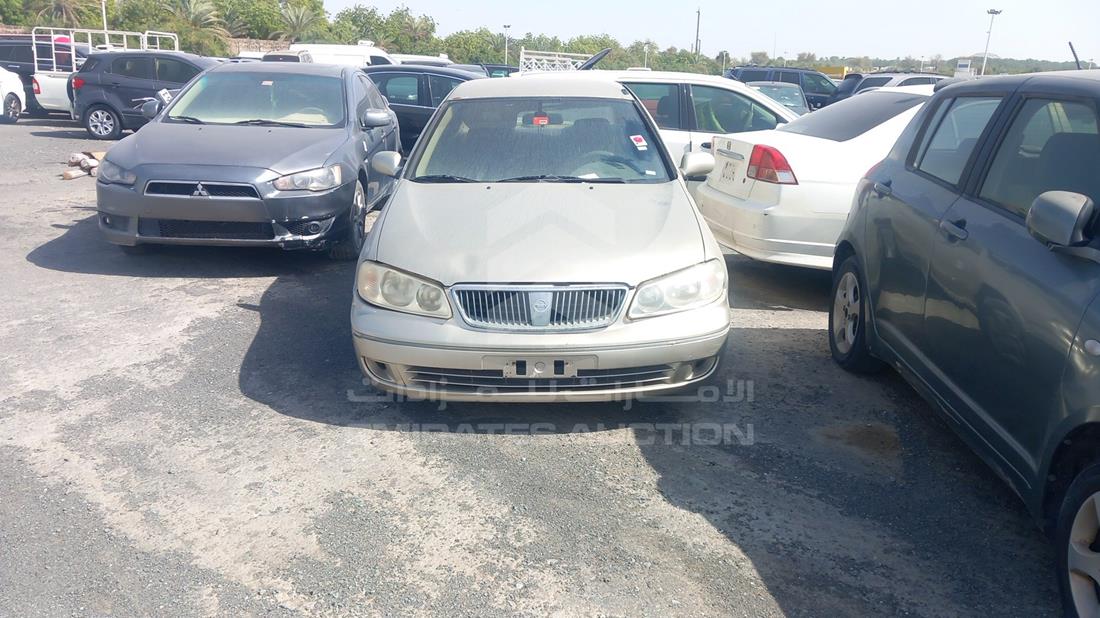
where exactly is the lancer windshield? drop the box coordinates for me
[410,97,672,183]
[166,72,345,127]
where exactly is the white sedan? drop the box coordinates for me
[522,70,799,196]
[1,66,24,123]
[694,85,934,270]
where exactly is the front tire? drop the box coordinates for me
[1057,463,1100,618]
[328,179,369,261]
[1,94,20,123]
[829,255,883,373]
[84,105,122,140]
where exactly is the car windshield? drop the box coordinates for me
[410,97,672,183]
[165,71,345,127]
[751,84,806,109]
[778,91,928,141]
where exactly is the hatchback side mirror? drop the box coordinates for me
[680,151,715,178]
[361,109,391,129]
[1026,190,1095,247]
[371,151,402,177]
[141,99,161,120]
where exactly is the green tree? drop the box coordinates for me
[33,0,94,27]
[273,4,322,43]
[749,50,770,65]
[0,0,25,25]
[329,4,384,44]
[441,28,498,64]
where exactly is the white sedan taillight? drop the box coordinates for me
[747,144,798,185]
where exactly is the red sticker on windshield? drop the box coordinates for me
[532,114,550,126]
[630,135,648,150]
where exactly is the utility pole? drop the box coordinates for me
[100,0,108,31]
[980,9,1001,76]
[693,8,701,60]
[503,24,511,65]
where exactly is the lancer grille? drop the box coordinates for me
[452,285,628,331]
[145,181,260,199]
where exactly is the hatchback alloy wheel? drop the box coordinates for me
[1068,491,1100,617]
[351,181,368,249]
[88,109,115,137]
[832,271,861,356]
[3,94,19,122]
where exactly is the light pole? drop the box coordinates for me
[503,24,511,66]
[100,0,108,31]
[919,56,925,72]
[980,9,1002,76]
[644,42,651,68]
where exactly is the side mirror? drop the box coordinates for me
[680,151,715,178]
[371,151,402,177]
[361,109,391,128]
[1026,191,1094,247]
[141,99,161,120]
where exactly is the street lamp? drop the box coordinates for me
[980,9,1002,76]
[503,24,511,66]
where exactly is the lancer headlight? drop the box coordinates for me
[98,159,137,186]
[356,261,451,319]
[628,259,727,319]
[273,165,342,191]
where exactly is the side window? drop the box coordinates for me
[738,69,769,82]
[156,58,200,84]
[899,77,933,86]
[0,46,11,61]
[351,74,369,115]
[691,85,778,133]
[369,55,392,66]
[372,74,420,105]
[915,96,1001,186]
[778,72,801,85]
[428,74,462,107]
[622,82,681,130]
[801,72,837,95]
[979,98,1099,217]
[855,76,892,91]
[111,56,154,80]
[10,45,32,63]
[364,77,386,109]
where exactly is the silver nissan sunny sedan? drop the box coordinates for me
[351,76,730,402]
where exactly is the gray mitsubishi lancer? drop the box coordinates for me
[95,62,398,259]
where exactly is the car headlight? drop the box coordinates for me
[98,159,136,186]
[356,261,451,319]
[273,165,343,192]
[628,259,727,319]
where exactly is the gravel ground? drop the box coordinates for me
[0,117,1062,617]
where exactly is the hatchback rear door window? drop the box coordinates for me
[914,96,1001,186]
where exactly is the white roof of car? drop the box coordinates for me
[865,84,936,96]
[450,75,634,100]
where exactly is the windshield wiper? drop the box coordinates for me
[169,115,204,124]
[497,174,626,183]
[412,174,478,183]
[234,118,309,128]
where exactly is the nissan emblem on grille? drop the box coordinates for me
[453,285,627,331]
[528,292,553,327]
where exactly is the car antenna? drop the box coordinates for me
[1069,42,1082,70]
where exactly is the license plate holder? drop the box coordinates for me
[483,355,597,379]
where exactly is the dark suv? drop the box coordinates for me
[0,37,89,113]
[725,66,837,109]
[72,50,218,139]
[830,70,1100,616]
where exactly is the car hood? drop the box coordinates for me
[373,181,707,286]
[108,122,349,175]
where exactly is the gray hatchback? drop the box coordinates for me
[830,70,1100,616]
[95,62,399,258]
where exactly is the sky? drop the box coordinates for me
[323,0,1100,63]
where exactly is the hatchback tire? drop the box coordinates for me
[1,93,19,123]
[85,105,122,140]
[829,255,883,373]
[1057,463,1100,618]
[328,179,369,261]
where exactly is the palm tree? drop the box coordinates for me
[165,0,228,37]
[273,5,321,43]
[35,0,90,27]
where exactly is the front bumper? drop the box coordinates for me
[351,295,731,403]
[96,171,354,249]
[695,182,844,271]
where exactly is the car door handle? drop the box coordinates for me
[939,218,969,241]
[872,180,892,197]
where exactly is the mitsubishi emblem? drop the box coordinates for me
[192,182,210,197]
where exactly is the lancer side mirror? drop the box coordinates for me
[1027,191,1095,247]
[371,151,402,177]
[680,151,715,178]
[361,109,391,129]
[141,99,161,120]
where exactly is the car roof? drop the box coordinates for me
[450,74,633,100]
[525,69,759,92]
[748,81,800,87]
[362,64,485,79]
[87,50,208,62]
[736,66,821,73]
[209,61,346,77]
[868,84,936,96]
[938,69,1100,95]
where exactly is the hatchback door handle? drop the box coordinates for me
[872,180,892,197]
[940,218,968,241]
